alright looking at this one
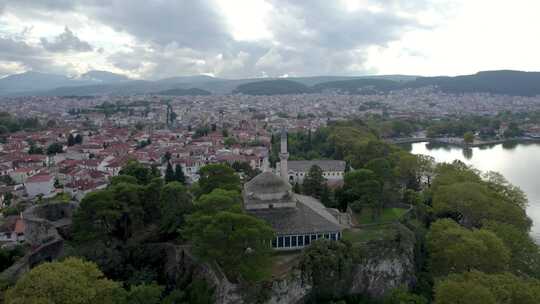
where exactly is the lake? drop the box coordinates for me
[408,141,540,241]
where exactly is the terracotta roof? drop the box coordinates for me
[26,174,54,183]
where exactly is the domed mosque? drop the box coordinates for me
[243,129,347,251]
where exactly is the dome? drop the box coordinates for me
[245,172,291,195]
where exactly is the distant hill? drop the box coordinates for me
[406,70,540,96]
[157,75,221,84]
[313,78,402,94]
[232,79,312,95]
[290,75,417,86]
[79,70,130,83]
[2,70,540,97]
[154,88,211,96]
[0,72,75,95]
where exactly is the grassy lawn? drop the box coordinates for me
[342,226,397,244]
[354,207,407,225]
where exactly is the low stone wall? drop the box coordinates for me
[23,202,76,246]
[1,202,76,283]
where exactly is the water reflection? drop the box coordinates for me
[409,141,540,241]
[502,141,519,150]
[462,147,473,160]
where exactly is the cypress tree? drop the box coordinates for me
[67,134,75,146]
[165,162,175,183]
[174,164,186,185]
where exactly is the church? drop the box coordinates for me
[243,129,346,250]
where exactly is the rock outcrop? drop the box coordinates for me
[349,239,416,297]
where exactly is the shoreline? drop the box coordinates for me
[391,137,540,148]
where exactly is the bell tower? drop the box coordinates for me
[279,127,289,182]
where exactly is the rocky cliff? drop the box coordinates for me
[170,225,416,303]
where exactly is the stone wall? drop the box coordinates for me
[23,202,76,246]
[0,202,76,283]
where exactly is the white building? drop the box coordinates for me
[24,174,55,198]
[276,160,346,185]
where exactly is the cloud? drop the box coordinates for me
[84,0,232,51]
[248,0,426,76]
[40,26,93,52]
[0,0,437,78]
[0,37,76,75]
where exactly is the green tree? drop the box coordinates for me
[197,164,240,197]
[174,164,186,184]
[320,184,333,207]
[434,271,540,304]
[0,246,24,272]
[341,169,382,217]
[110,175,139,186]
[384,288,428,304]
[394,151,421,190]
[67,134,76,146]
[165,162,175,183]
[302,165,326,199]
[119,161,160,185]
[184,211,274,282]
[300,240,356,300]
[483,220,540,278]
[28,144,43,155]
[195,188,242,215]
[293,182,301,194]
[433,181,530,230]
[427,219,510,277]
[4,258,126,304]
[74,134,83,144]
[47,142,64,155]
[126,283,164,304]
[159,182,193,236]
[223,137,237,147]
[463,131,475,145]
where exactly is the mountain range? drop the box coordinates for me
[1,70,539,97]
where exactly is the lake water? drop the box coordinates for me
[409,141,540,241]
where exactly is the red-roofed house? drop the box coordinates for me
[0,215,25,243]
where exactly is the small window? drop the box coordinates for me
[324,233,329,239]
[311,234,317,241]
[285,236,291,247]
[278,236,284,247]
[317,234,322,239]
[272,238,277,248]
[298,235,304,247]
[305,235,311,245]
[291,236,297,247]
[330,233,336,241]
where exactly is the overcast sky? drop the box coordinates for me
[1,0,539,79]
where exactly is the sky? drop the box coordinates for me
[1,0,539,79]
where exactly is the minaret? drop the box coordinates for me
[279,128,289,182]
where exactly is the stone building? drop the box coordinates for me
[275,130,346,186]
[277,160,346,185]
[243,171,344,251]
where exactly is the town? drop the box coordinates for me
[3,87,540,233]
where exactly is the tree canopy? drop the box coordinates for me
[4,258,125,304]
